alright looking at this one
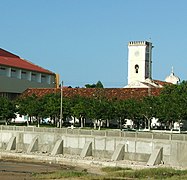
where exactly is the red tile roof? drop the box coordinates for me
[153,80,172,86]
[0,48,55,74]
[21,87,162,100]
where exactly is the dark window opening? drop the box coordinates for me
[135,64,139,73]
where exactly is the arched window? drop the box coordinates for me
[135,64,139,73]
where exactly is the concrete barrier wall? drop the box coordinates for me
[1,126,187,167]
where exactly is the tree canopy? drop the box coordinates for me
[85,81,104,88]
[1,81,187,131]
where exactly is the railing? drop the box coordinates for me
[0,125,187,141]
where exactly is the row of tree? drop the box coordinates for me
[1,81,187,130]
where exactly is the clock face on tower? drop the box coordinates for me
[134,50,139,57]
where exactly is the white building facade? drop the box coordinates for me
[127,41,153,85]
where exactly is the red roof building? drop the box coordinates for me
[0,48,57,99]
[21,87,162,100]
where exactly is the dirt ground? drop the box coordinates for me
[0,159,105,180]
[0,160,74,180]
[0,152,169,180]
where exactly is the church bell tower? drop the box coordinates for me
[127,41,153,84]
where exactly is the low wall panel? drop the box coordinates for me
[136,141,153,154]
[153,141,171,156]
[65,136,79,148]
[94,137,106,150]
[93,149,112,159]
[172,134,185,141]
[153,133,170,140]
[63,147,81,155]
[105,138,115,151]
[137,132,153,139]
[124,152,150,162]
[40,134,56,144]
[2,132,13,143]
[126,140,136,153]
[78,137,86,149]
[23,133,38,144]
[124,132,136,138]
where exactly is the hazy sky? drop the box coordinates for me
[0,0,187,87]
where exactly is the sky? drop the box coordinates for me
[0,0,187,88]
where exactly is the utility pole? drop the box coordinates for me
[60,81,63,128]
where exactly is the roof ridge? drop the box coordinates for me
[20,57,54,74]
[0,48,20,58]
[0,48,55,75]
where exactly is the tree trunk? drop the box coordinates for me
[80,117,84,128]
[37,117,40,127]
[106,119,110,128]
[93,119,97,129]
[144,119,147,129]
[98,119,101,130]
[148,118,150,131]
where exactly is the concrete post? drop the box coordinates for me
[111,144,125,161]
[27,136,38,153]
[6,136,16,151]
[51,139,63,156]
[147,146,163,166]
[80,141,92,158]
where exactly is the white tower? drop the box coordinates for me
[127,41,153,84]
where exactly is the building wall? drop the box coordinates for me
[0,73,56,94]
[0,65,56,94]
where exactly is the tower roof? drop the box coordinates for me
[128,41,152,46]
[165,67,180,84]
[0,48,55,75]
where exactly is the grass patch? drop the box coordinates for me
[34,169,89,179]
[33,166,187,180]
[102,166,132,172]
[101,167,187,180]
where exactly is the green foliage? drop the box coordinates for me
[6,81,187,130]
[102,167,187,179]
[155,81,187,128]
[102,166,132,172]
[85,80,104,88]
[34,169,88,179]
[0,97,16,123]
[40,93,61,119]
[34,166,187,180]
[16,94,40,117]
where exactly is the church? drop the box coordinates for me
[124,41,180,88]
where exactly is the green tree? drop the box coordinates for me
[88,97,110,130]
[139,96,158,130]
[41,93,61,127]
[85,81,104,88]
[71,96,87,128]
[16,95,41,126]
[123,99,142,130]
[156,82,187,130]
[113,99,129,130]
[0,97,16,125]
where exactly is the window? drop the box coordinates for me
[31,73,36,81]
[11,69,17,78]
[0,67,6,76]
[135,64,139,73]
[41,75,46,83]
[21,71,27,79]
